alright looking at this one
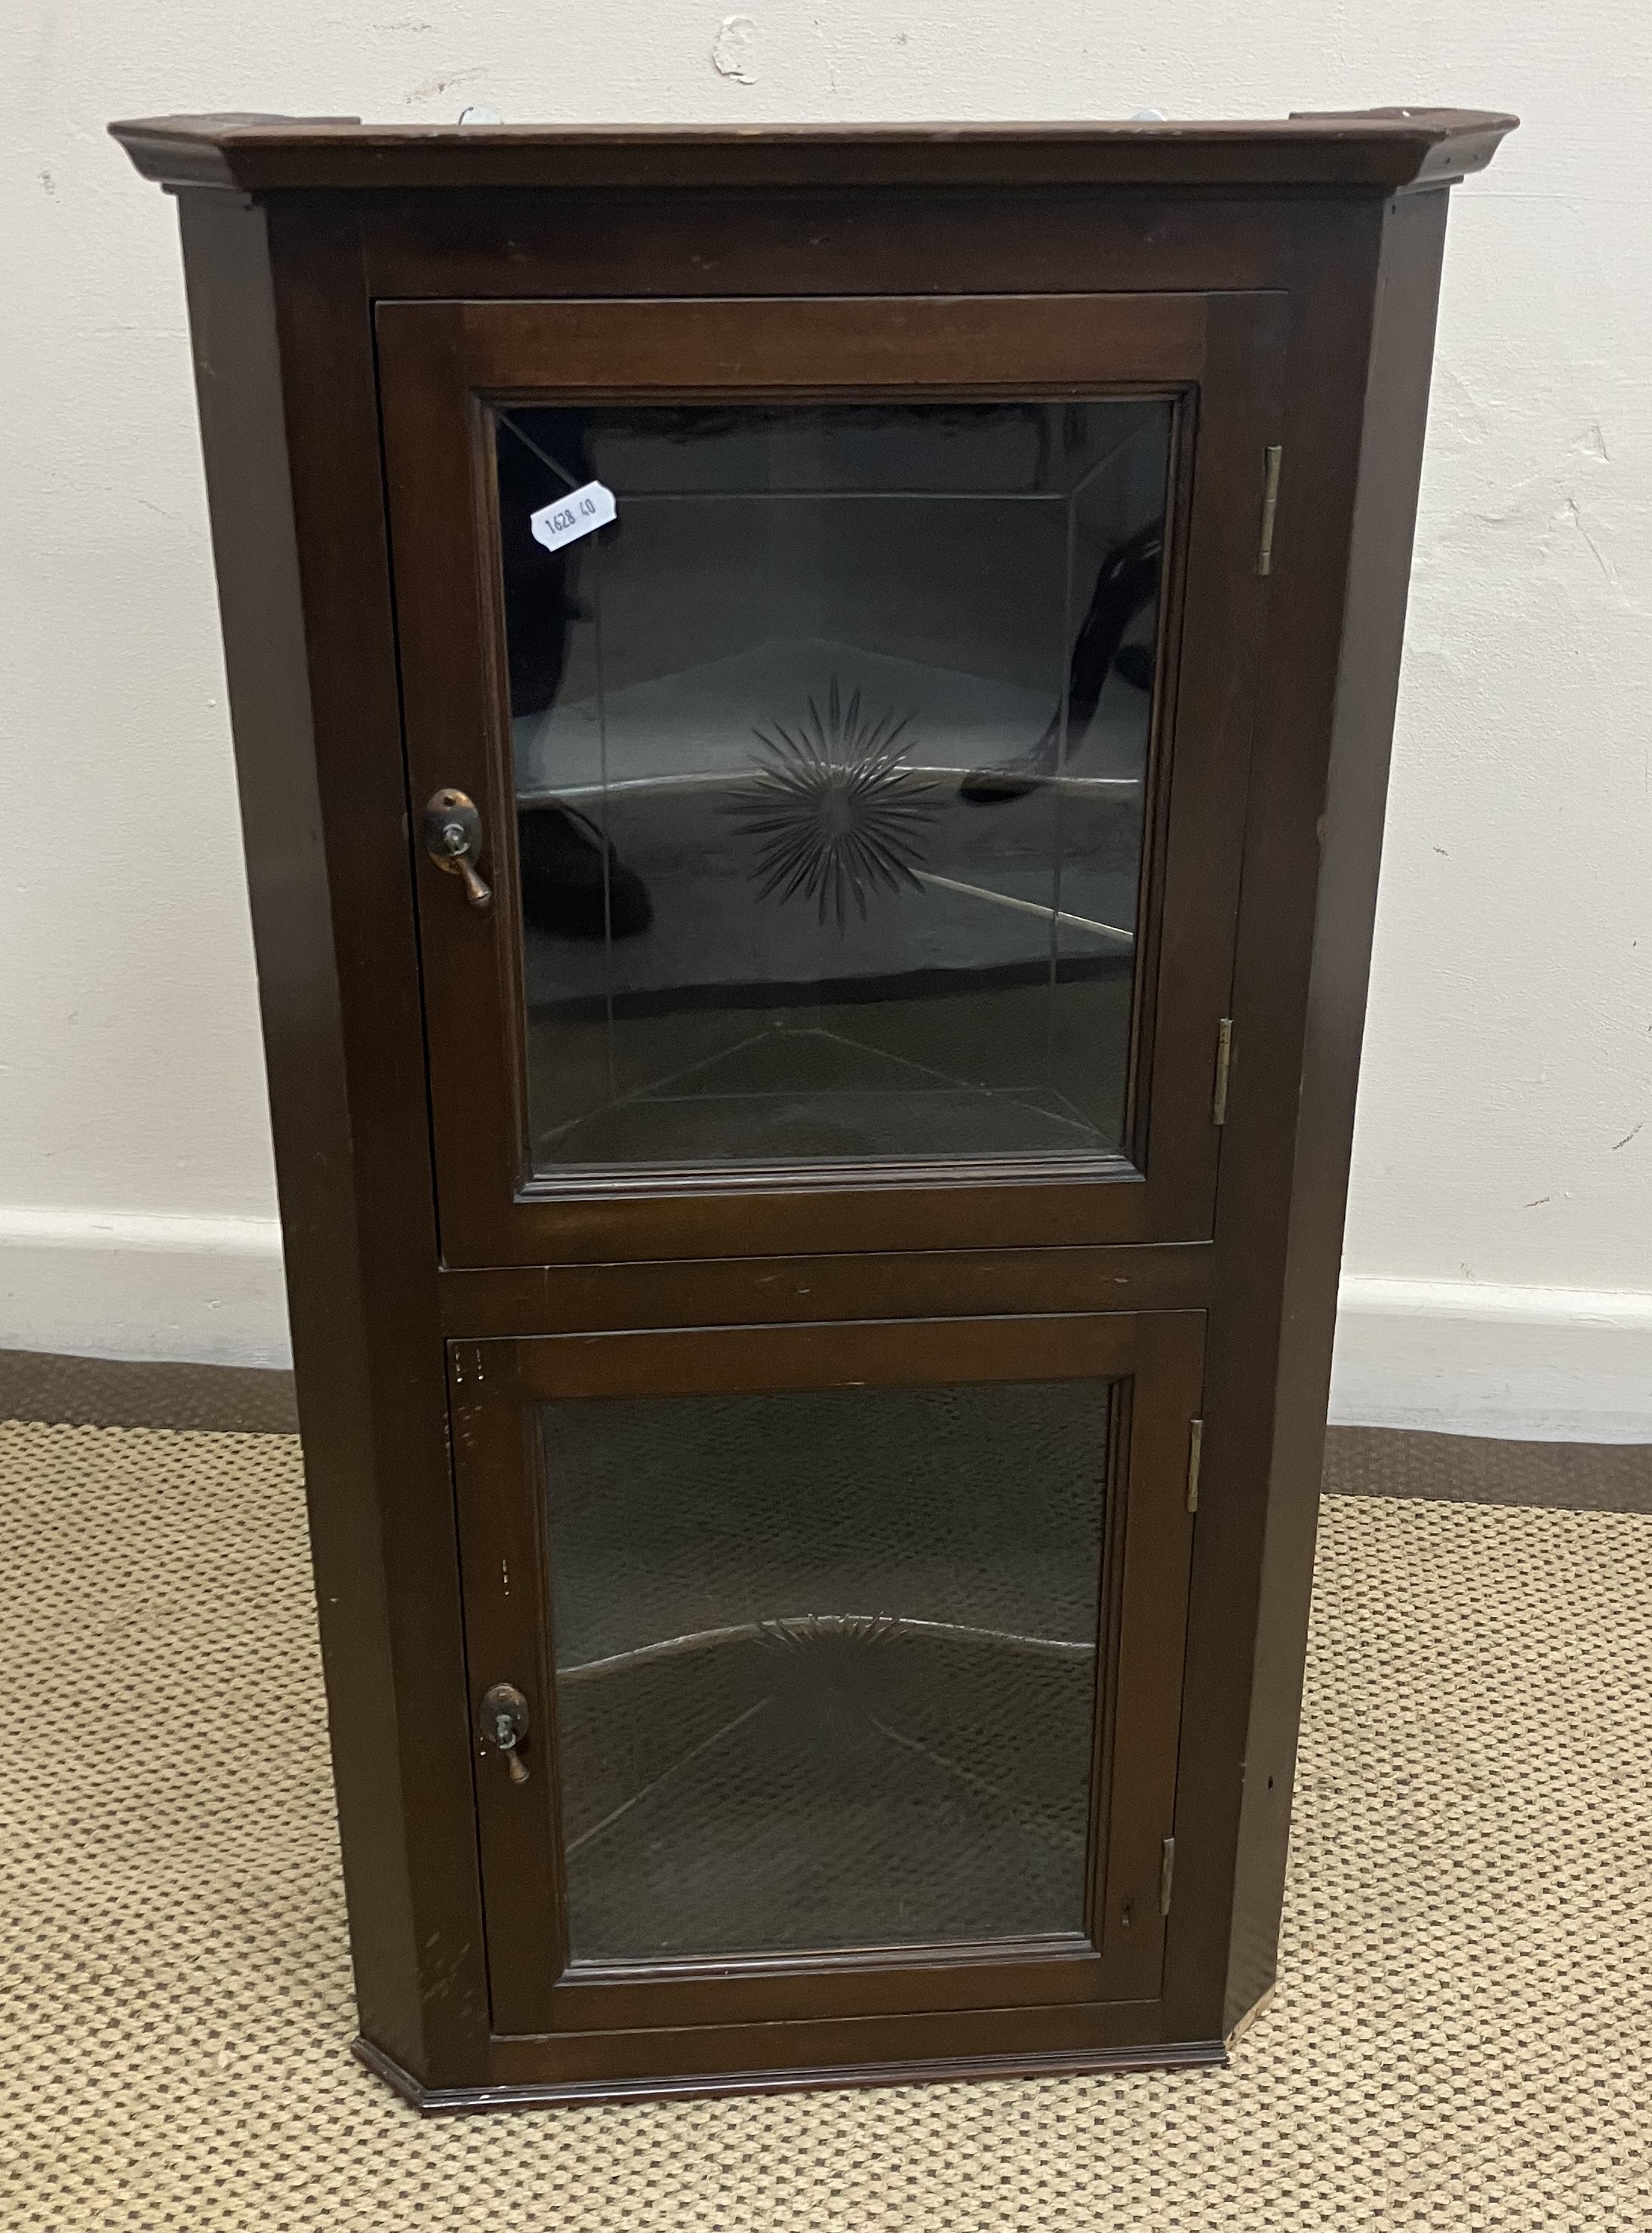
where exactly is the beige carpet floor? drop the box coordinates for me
[2,1417,1649,2230]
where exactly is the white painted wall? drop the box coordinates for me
[2,5,1647,1431]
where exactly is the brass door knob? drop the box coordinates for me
[422,788,492,909]
[478,1680,531,1785]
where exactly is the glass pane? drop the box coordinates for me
[543,1380,1110,1960]
[496,400,1171,1174]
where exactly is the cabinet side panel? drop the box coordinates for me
[174,190,489,2079]
[1224,189,1453,2032]
[1157,202,1386,2046]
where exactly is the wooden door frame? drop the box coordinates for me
[449,1308,1204,2066]
[378,290,1287,1267]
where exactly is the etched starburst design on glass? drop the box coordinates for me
[724,679,940,932]
[755,1615,906,1747]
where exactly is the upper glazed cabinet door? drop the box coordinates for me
[377,294,1286,1267]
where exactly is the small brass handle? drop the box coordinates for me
[478,1681,531,1785]
[422,788,492,910]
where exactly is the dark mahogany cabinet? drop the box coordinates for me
[114,108,1512,2110]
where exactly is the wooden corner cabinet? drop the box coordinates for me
[113,107,1514,2111]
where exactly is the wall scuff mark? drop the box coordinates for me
[711,14,758,82]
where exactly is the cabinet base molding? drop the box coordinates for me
[353,2033,1229,2115]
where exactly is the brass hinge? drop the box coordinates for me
[1212,1017,1233,1126]
[1256,443,1283,576]
[1186,1418,1204,1513]
[1160,1836,1177,1917]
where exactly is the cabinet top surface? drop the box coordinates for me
[109,108,1515,196]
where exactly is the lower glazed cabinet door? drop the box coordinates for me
[448,1310,1204,2090]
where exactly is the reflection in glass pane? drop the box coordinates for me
[543,1381,1109,1960]
[496,402,1171,1174]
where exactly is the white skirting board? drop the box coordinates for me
[1331,1276,1652,1445]
[0,1208,293,1373]
[1,1209,1649,1442]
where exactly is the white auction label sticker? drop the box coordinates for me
[528,480,617,553]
